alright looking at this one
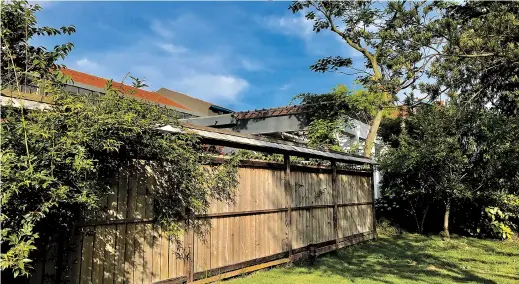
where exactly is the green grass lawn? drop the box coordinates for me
[224,234,519,284]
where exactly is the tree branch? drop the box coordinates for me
[316,1,382,80]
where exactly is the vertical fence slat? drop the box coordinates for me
[80,232,94,284]
[371,165,378,239]
[283,155,293,260]
[332,161,338,247]
[114,163,128,284]
[184,221,195,282]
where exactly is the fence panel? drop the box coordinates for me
[35,160,375,284]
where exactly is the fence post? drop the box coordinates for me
[184,216,195,282]
[331,160,339,249]
[284,154,293,260]
[371,164,378,240]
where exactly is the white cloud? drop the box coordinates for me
[263,13,314,40]
[279,83,292,91]
[176,73,249,103]
[157,43,188,54]
[260,13,359,57]
[150,19,174,39]
[240,58,263,72]
[67,14,251,107]
[76,58,96,67]
[73,58,101,74]
[29,1,56,8]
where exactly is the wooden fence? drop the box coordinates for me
[32,157,375,284]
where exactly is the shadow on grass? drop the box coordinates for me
[293,234,503,284]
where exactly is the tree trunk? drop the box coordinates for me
[363,109,383,158]
[443,203,450,239]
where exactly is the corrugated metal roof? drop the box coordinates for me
[157,123,374,165]
[234,105,307,120]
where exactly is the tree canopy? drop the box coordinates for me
[289,0,444,157]
[427,1,519,115]
[378,1,519,239]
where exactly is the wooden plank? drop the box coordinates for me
[209,218,218,271]
[216,217,224,269]
[160,231,170,280]
[103,225,116,284]
[279,212,285,254]
[133,164,146,284]
[168,234,184,279]
[68,231,83,284]
[92,226,104,284]
[184,225,195,282]
[242,213,250,262]
[114,165,128,281]
[254,169,261,259]
[103,172,119,284]
[80,232,94,284]
[152,226,161,282]
[192,258,290,284]
[168,237,176,279]
[77,202,373,226]
[331,161,339,247]
[283,154,292,259]
[107,172,119,220]
[266,168,274,210]
[370,166,378,238]
[238,215,245,264]
[159,231,376,284]
[144,168,155,283]
[124,223,135,283]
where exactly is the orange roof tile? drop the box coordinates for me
[61,68,191,111]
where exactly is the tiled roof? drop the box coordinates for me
[61,68,191,111]
[234,105,308,120]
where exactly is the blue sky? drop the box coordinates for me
[34,1,360,111]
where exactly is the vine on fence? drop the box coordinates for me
[0,1,240,278]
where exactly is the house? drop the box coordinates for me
[156,88,234,117]
[1,68,200,119]
[60,69,200,119]
[181,105,384,156]
[181,104,384,198]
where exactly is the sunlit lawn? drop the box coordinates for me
[224,233,519,284]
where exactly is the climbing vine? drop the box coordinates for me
[1,0,239,278]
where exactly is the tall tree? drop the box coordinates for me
[379,1,519,239]
[289,1,442,157]
[428,1,519,115]
[380,103,474,238]
[294,84,385,153]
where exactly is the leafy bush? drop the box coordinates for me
[1,79,240,277]
[481,195,519,240]
[376,218,401,236]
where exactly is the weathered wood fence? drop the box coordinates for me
[30,125,376,284]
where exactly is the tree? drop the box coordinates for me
[428,1,519,115]
[289,1,442,157]
[294,84,388,153]
[380,103,474,238]
[1,1,239,279]
[1,0,75,88]
[378,1,519,239]
[425,1,519,237]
